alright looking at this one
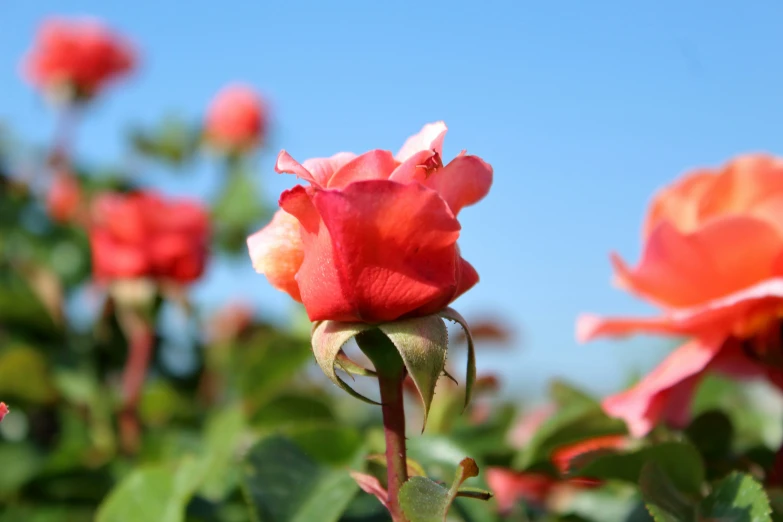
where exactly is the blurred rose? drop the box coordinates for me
[247,121,493,322]
[0,402,7,422]
[46,170,82,223]
[578,154,783,437]
[22,17,135,100]
[488,421,626,513]
[204,84,267,153]
[486,468,556,511]
[90,192,209,284]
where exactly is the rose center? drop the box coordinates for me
[739,318,783,368]
[416,151,443,179]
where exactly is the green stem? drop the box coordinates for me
[357,330,409,522]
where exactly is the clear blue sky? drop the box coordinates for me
[3,1,783,400]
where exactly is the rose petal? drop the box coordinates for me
[424,155,493,216]
[577,278,783,343]
[275,150,357,187]
[247,209,304,301]
[643,170,715,237]
[602,335,725,437]
[486,468,556,512]
[303,152,358,186]
[395,121,448,162]
[326,149,397,188]
[283,180,463,322]
[90,229,149,281]
[698,155,783,230]
[388,149,438,184]
[614,216,783,308]
[280,186,353,318]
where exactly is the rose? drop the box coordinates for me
[90,192,210,284]
[22,17,135,100]
[247,121,493,322]
[578,154,783,436]
[0,402,7,423]
[204,84,267,153]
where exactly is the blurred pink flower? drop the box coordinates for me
[578,154,783,437]
[487,434,627,513]
[90,191,210,284]
[22,17,135,99]
[0,402,8,422]
[205,84,267,152]
[486,468,556,512]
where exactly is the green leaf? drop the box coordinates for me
[639,462,697,522]
[250,392,334,428]
[685,410,734,459]
[284,424,363,465]
[0,269,60,340]
[378,315,448,430]
[139,381,193,426]
[96,458,205,522]
[234,328,315,412]
[0,345,58,403]
[199,406,247,501]
[407,435,478,481]
[212,166,268,253]
[698,472,772,521]
[399,477,450,522]
[0,506,94,522]
[513,399,626,470]
[242,435,361,522]
[399,458,487,522]
[0,442,46,497]
[572,441,705,495]
[213,167,264,228]
[309,321,377,405]
[130,115,199,167]
[439,307,476,410]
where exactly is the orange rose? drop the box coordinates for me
[578,154,783,436]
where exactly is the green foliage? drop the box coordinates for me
[572,441,705,494]
[399,458,489,522]
[96,458,205,522]
[241,435,362,522]
[513,383,626,470]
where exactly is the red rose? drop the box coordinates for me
[247,122,493,323]
[0,402,8,423]
[22,17,135,99]
[90,192,209,284]
[204,84,267,153]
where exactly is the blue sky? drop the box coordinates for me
[2,1,783,400]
